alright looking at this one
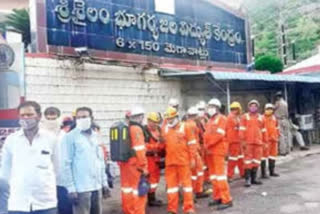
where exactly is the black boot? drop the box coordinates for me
[208,199,222,207]
[260,160,269,179]
[244,169,251,187]
[148,192,163,206]
[251,168,263,185]
[217,201,233,210]
[269,159,280,177]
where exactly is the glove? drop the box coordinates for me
[102,186,111,199]
[68,192,79,205]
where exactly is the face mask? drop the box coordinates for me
[265,110,273,116]
[43,119,60,131]
[168,118,179,128]
[19,118,39,130]
[76,118,92,131]
[207,108,217,117]
[249,106,258,113]
[198,110,205,117]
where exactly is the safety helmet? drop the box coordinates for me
[265,103,275,110]
[187,106,199,115]
[165,107,179,119]
[131,106,145,116]
[147,112,161,123]
[230,102,242,111]
[168,98,179,107]
[208,98,222,109]
[197,101,206,110]
[248,100,260,107]
[275,91,283,97]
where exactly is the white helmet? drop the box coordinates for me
[197,101,206,110]
[131,106,145,116]
[265,103,275,109]
[208,98,222,109]
[188,106,199,115]
[169,98,179,107]
[248,99,260,107]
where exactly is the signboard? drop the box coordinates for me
[43,0,248,64]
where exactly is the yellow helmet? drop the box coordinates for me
[147,112,161,123]
[230,102,242,112]
[165,107,178,119]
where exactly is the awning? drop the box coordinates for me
[159,70,320,84]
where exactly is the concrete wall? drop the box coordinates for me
[25,57,181,138]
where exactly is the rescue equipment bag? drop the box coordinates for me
[110,121,135,162]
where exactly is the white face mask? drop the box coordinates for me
[168,118,179,128]
[76,118,92,131]
[207,107,217,117]
[43,119,60,132]
[198,110,205,117]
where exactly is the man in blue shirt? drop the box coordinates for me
[62,107,110,214]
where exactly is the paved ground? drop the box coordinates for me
[103,146,320,214]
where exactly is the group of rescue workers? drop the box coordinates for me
[118,97,280,214]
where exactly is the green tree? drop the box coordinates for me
[0,9,30,47]
[255,55,284,73]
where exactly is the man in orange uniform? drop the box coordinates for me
[239,100,267,187]
[162,107,197,214]
[145,112,165,206]
[226,102,245,181]
[186,107,209,199]
[119,106,148,214]
[263,104,280,177]
[204,98,233,210]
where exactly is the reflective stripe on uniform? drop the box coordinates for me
[238,155,244,159]
[261,128,267,133]
[210,175,217,180]
[253,159,261,164]
[239,126,246,131]
[121,188,132,193]
[203,166,208,170]
[261,158,267,161]
[167,187,179,194]
[217,128,226,136]
[179,123,185,134]
[188,139,197,145]
[132,190,138,195]
[150,183,158,189]
[246,114,250,120]
[133,145,145,151]
[191,176,197,180]
[229,156,238,161]
[183,187,193,193]
[269,156,277,160]
[244,160,253,165]
[197,171,204,176]
[216,175,227,181]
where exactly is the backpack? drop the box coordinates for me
[109,121,135,162]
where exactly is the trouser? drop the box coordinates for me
[147,157,161,193]
[227,143,244,179]
[120,162,146,214]
[292,131,306,147]
[278,119,291,155]
[0,178,9,214]
[165,165,195,213]
[72,190,102,214]
[244,144,263,169]
[203,152,210,183]
[191,153,204,194]
[207,154,232,204]
[269,141,278,160]
[262,143,269,162]
[9,208,57,214]
[57,186,73,214]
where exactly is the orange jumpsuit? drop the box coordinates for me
[162,122,197,213]
[239,113,268,169]
[145,125,164,193]
[203,114,232,204]
[186,119,204,194]
[264,115,279,160]
[226,113,244,179]
[120,125,148,214]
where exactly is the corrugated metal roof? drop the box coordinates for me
[160,70,320,84]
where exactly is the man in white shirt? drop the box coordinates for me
[0,101,58,214]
